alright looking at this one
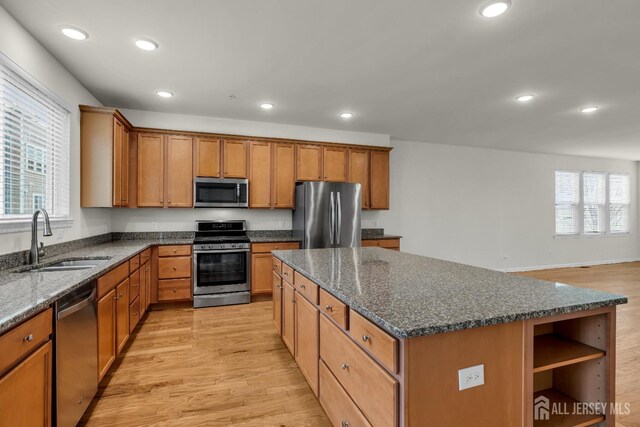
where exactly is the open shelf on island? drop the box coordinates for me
[533,388,604,427]
[534,334,605,373]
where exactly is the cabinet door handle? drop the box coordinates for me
[300,284,306,289]
[362,335,370,342]
[172,288,177,293]
[341,362,349,370]
[341,421,349,427]
[23,334,34,342]
[325,305,333,312]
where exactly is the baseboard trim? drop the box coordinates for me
[508,258,640,273]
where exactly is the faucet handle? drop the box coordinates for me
[38,242,45,257]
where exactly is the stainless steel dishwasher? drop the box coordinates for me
[55,281,98,427]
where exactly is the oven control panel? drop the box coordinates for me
[193,243,250,251]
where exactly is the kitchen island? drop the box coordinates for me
[271,247,627,427]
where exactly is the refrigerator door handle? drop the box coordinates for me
[330,191,335,246]
[336,191,342,245]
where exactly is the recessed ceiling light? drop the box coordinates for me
[515,94,535,102]
[135,38,158,51]
[580,106,599,113]
[479,0,511,18]
[259,103,274,110]
[156,91,174,98]
[60,26,88,40]
[340,112,355,119]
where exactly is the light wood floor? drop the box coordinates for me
[80,301,330,426]
[83,262,640,426]
[518,262,640,427]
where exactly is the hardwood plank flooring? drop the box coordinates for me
[81,301,330,426]
[517,262,640,427]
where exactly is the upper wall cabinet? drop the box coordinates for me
[166,135,193,207]
[249,141,272,208]
[248,142,296,209]
[223,140,247,178]
[296,145,323,181]
[80,106,132,207]
[196,137,221,177]
[137,133,164,207]
[323,146,348,182]
[370,150,390,210]
[272,144,295,209]
[349,149,369,209]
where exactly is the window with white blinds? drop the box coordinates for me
[0,57,70,221]
[555,170,631,236]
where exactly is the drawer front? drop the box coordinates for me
[158,256,192,279]
[129,268,140,303]
[97,262,130,298]
[129,254,140,272]
[158,245,192,257]
[349,310,398,374]
[158,278,192,301]
[140,248,151,264]
[294,271,319,305]
[129,297,140,334]
[0,308,53,374]
[281,263,294,284]
[319,360,372,427]
[362,239,400,249]
[320,289,348,330]
[320,315,398,427]
[272,257,282,275]
[252,241,300,254]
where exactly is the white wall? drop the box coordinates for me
[370,140,640,271]
[0,6,111,255]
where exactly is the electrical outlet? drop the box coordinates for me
[458,364,484,391]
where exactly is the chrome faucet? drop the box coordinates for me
[30,209,53,266]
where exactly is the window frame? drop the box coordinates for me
[554,169,632,238]
[0,52,73,233]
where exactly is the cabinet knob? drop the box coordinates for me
[113,295,118,300]
[173,249,177,253]
[23,334,34,342]
[172,288,177,292]
[341,421,349,427]
[300,284,306,289]
[173,267,177,271]
[362,335,370,342]
[291,299,296,303]
[325,305,333,312]
[118,294,123,298]
[283,271,288,276]
[341,362,349,370]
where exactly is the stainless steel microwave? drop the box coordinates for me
[194,178,248,208]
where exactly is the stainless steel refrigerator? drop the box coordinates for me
[292,181,361,248]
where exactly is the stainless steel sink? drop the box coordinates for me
[24,258,109,273]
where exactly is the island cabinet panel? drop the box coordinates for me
[293,271,319,305]
[196,137,221,177]
[320,289,348,330]
[272,257,282,275]
[272,143,296,208]
[0,340,52,427]
[323,146,348,182]
[403,320,523,427]
[295,294,319,397]
[320,315,398,427]
[223,139,247,178]
[349,310,398,374]
[137,133,165,207]
[97,288,117,381]
[273,271,283,336]
[282,281,296,355]
[349,149,369,209]
[319,361,371,427]
[369,150,390,210]
[248,141,272,208]
[166,135,194,207]
[296,144,323,181]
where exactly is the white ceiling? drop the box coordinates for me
[2,0,640,160]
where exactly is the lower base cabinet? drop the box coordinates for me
[319,360,371,427]
[115,279,130,354]
[282,281,296,355]
[97,288,117,381]
[295,295,319,397]
[273,271,283,335]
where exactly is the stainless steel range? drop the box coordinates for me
[192,220,251,308]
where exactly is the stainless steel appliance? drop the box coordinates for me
[193,220,251,308]
[292,181,362,249]
[55,281,97,427]
[194,178,248,208]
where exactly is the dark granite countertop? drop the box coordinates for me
[0,239,191,334]
[272,248,627,339]
[247,228,402,243]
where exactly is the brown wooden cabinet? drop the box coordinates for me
[282,281,296,356]
[272,143,295,208]
[155,246,192,302]
[223,140,247,178]
[370,150,390,210]
[349,149,369,209]
[137,133,164,207]
[296,144,323,181]
[196,137,221,177]
[97,287,116,381]
[295,294,319,397]
[251,253,273,295]
[362,238,400,251]
[249,141,272,208]
[139,260,150,318]
[115,280,130,354]
[323,146,348,182]
[273,271,283,336]
[0,341,52,427]
[166,135,193,207]
[112,118,130,207]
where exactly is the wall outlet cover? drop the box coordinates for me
[458,364,484,391]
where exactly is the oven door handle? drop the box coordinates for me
[194,249,250,254]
